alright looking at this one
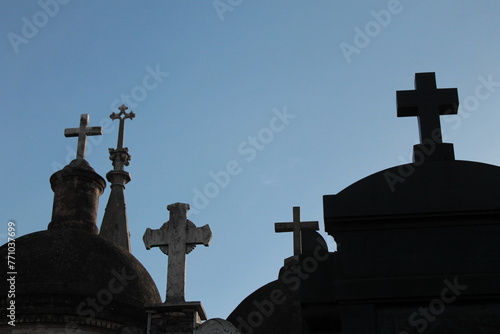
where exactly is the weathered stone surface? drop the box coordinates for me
[48,158,105,234]
[195,318,241,333]
[100,170,132,251]
[111,105,135,148]
[0,228,161,331]
[143,203,211,333]
[100,105,135,252]
[145,302,207,333]
[109,104,135,171]
[143,203,212,303]
[64,114,102,160]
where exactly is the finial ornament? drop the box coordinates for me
[100,105,135,251]
[64,114,102,160]
[109,105,135,171]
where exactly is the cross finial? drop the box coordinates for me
[275,206,319,257]
[64,114,102,160]
[108,105,135,171]
[143,203,212,303]
[118,104,128,113]
[396,73,459,161]
[110,104,135,150]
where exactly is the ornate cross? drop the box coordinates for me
[111,105,135,150]
[109,105,135,171]
[275,206,319,257]
[143,203,212,303]
[64,114,102,160]
[397,72,459,145]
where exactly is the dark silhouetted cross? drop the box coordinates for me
[275,206,319,257]
[397,72,459,145]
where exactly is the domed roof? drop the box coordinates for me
[324,160,500,224]
[227,230,330,333]
[227,278,301,333]
[325,73,500,224]
[0,228,161,331]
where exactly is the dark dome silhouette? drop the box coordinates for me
[325,160,500,222]
[0,227,161,331]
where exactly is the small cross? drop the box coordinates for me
[143,203,212,303]
[64,114,103,160]
[110,105,135,150]
[275,206,319,257]
[397,72,459,145]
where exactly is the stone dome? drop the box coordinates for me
[0,227,161,332]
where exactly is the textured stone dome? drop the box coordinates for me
[0,228,161,331]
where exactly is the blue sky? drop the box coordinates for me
[2,0,500,319]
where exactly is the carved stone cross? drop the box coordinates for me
[109,105,135,171]
[143,203,212,303]
[64,114,102,160]
[275,206,319,257]
[397,72,459,145]
[110,104,135,150]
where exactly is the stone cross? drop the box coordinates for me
[64,114,103,160]
[275,206,319,257]
[110,105,135,150]
[109,105,135,171]
[397,72,459,145]
[143,203,212,303]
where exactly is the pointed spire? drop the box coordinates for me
[100,105,135,251]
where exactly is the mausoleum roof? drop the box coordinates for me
[324,159,500,222]
[0,227,161,330]
[0,115,161,330]
[325,73,500,224]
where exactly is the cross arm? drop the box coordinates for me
[186,224,212,246]
[143,227,166,250]
[397,88,459,117]
[274,221,319,233]
[434,88,459,115]
[396,90,420,117]
[64,126,103,137]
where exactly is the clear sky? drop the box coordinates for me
[2,0,500,320]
